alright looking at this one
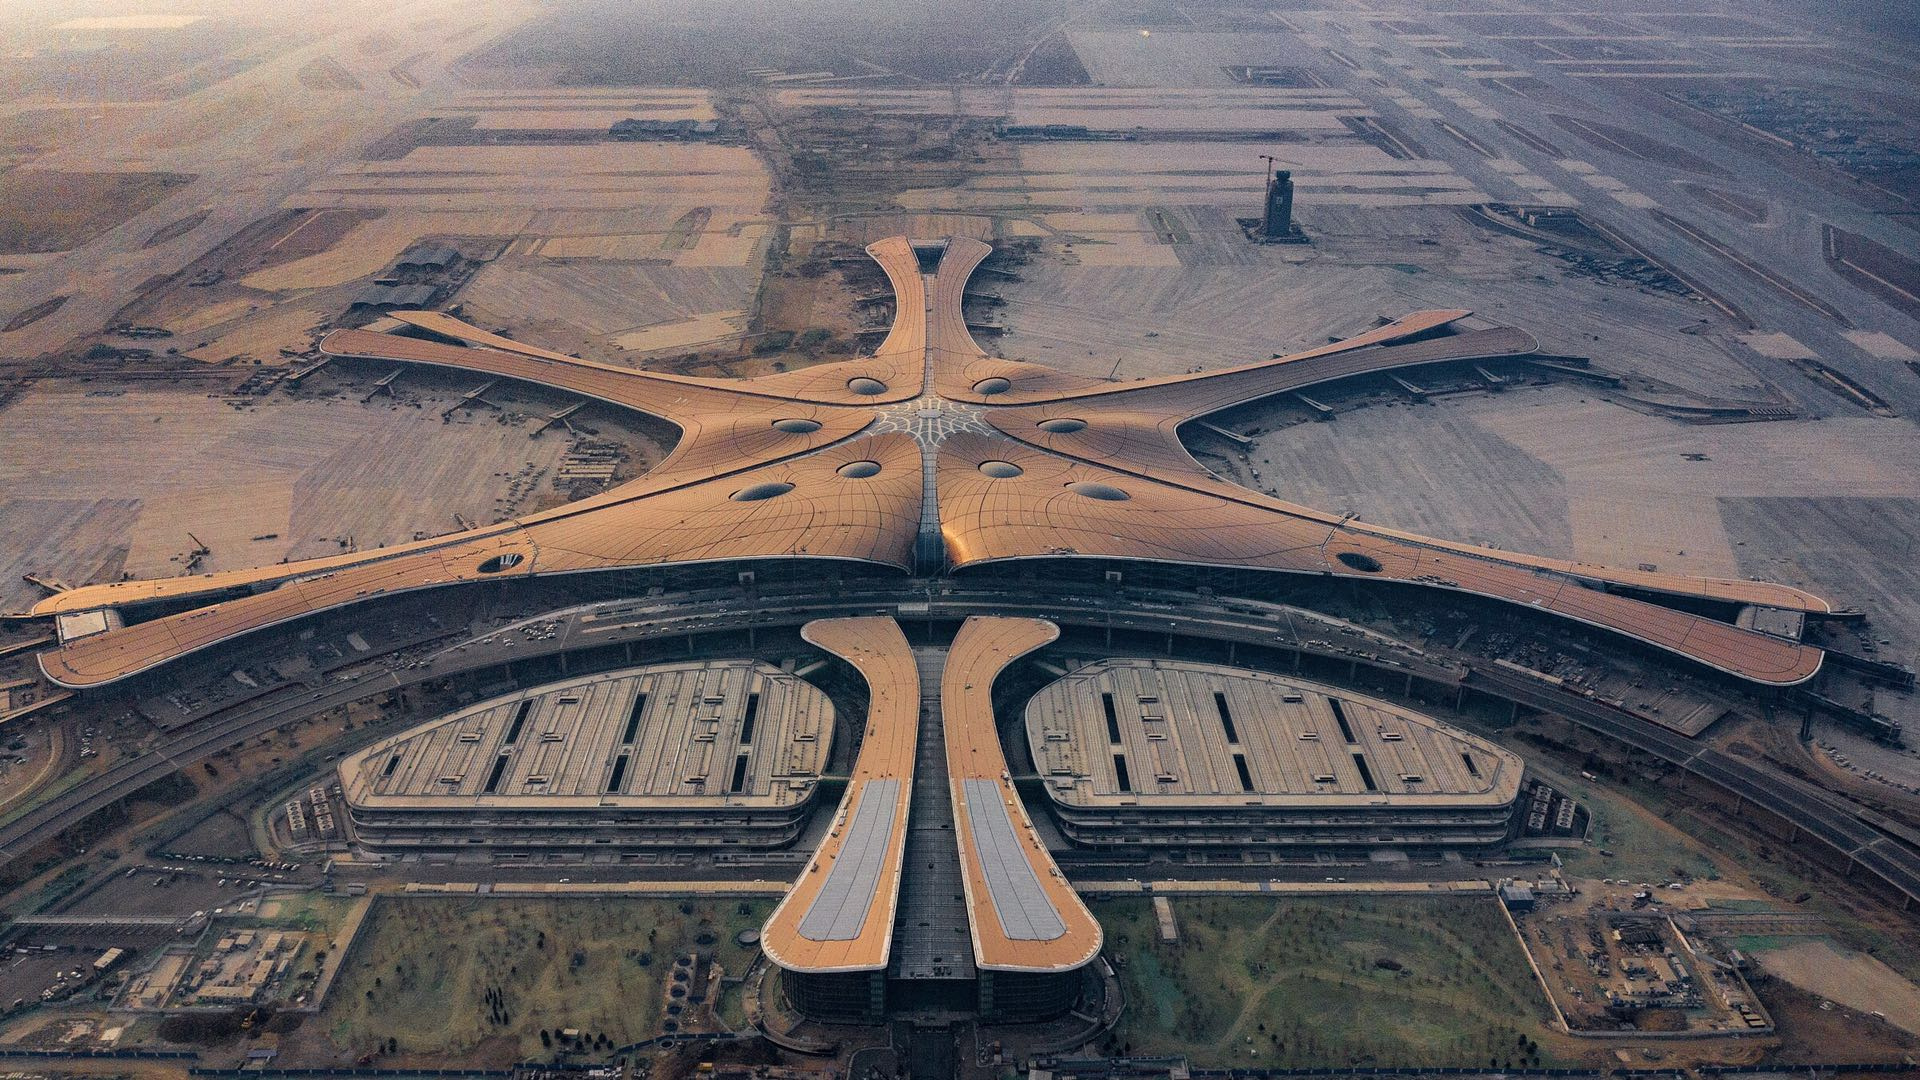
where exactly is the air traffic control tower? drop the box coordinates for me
[1255,166,1308,244]
[761,617,1102,1025]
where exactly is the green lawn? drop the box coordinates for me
[323,897,768,1059]
[1548,772,1724,885]
[1096,895,1559,1068]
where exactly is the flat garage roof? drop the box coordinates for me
[1025,659,1524,810]
[339,660,831,811]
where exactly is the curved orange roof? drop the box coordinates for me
[40,436,924,687]
[30,234,1831,689]
[935,435,1824,686]
[943,617,1101,972]
[761,618,919,974]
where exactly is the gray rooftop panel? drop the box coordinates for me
[797,778,901,941]
[961,778,1065,941]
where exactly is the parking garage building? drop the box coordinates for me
[339,661,832,852]
[1026,660,1524,849]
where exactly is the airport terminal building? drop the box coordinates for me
[761,618,1102,1026]
[29,235,1856,1027]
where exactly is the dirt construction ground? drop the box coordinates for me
[1743,937,1920,1038]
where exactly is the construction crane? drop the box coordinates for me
[183,533,211,573]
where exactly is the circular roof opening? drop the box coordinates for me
[1065,481,1130,501]
[476,552,524,574]
[972,376,1012,396]
[837,460,882,479]
[1336,551,1384,573]
[772,417,821,434]
[847,377,888,396]
[978,460,1024,479]
[1037,417,1087,434]
[730,481,795,502]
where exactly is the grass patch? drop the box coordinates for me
[235,894,357,937]
[1523,769,1721,885]
[1707,898,1789,913]
[322,897,767,1059]
[716,982,747,1032]
[1727,933,1827,952]
[1096,896,1558,1068]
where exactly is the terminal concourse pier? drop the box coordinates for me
[763,618,1101,1025]
[1026,660,1525,849]
[760,619,919,1023]
[339,661,832,852]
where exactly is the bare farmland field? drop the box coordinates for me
[0,171,194,254]
[1233,384,1920,635]
[992,203,1770,399]
[0,378,614,614]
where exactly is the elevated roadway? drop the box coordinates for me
[5,583,1911,912]
[1468,665,1920,909]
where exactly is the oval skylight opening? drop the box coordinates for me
[1065,481,1129,501]
[978,460,1024,478]
[972,377,1012,396]
[730,481,795,502]
[1336,551,1384,573]
[1037,417,1087,434]
[772,418,822,433]
[847,377,888,396]
[477,552,525,574]
[837,460,882,478]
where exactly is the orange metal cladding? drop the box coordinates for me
[943,617,1101,972]
[975,315,1827,616]
[761,617,919,974]
[38,436,924,687]
[385,307,924,409]
[32,234,1831,689]
[28,391,877,622]
[921,237,1106,404]
[980,395,1827,614]
[936,436,1824,686]
[32,261,941,686]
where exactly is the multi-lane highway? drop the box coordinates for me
[4,582,1916,910]
[1468,665,1920,908]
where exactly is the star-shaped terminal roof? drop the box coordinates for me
[32,237,1830,689]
